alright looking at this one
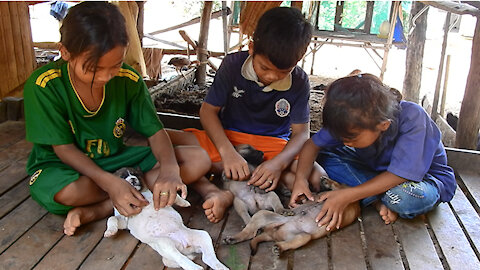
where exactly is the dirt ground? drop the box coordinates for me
[153,75,334,132]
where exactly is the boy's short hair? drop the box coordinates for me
[252,7,312,69]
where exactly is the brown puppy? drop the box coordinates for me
[222,144,291,225]
[223,177,360,255]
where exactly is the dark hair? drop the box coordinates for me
[322,74,400,140]
[252,7,312,69]
[60,2,128,71]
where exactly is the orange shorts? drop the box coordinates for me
[183,128,288,163]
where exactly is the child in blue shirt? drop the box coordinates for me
[167,7,327,223]
[290,74,456,230]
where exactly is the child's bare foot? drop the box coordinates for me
[64,208,84,236]
[63,200,113,236]
[375,202,398,225]
[202,190,233,223]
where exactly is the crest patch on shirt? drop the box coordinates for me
[232,86,245,98]
[113,118,126,138]
[29,169,43,185]
[275,98,290,117]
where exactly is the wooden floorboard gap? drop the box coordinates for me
[447,202,480,261]
[424,216,449,270]
[455,173,480,215]
[391,221,410,270]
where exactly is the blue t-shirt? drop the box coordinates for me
[312,101,456,202]
[204,51,310,140]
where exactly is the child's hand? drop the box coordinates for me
[222,149,250,181]
[249,159,282,192]
[151,174,187,210]
[109,178,148,217]
[315,189,355,231]
[289,178,314,208]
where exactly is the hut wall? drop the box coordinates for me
[0,2,36,99]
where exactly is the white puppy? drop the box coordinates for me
[104,167,229,270]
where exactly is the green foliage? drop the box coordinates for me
[342,1,367,29]
[318,1,336,31]
[313,1,411,34]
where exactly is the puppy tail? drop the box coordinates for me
[174,194,191,207]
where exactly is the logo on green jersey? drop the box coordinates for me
[29,169,43,185]
[113,118,126,138]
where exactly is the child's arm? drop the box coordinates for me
[147,129,186,210]
[288,138,321,207]
[249,123,310,191]
[316,171,405,231]
[199,102,250,181]
[53,144,148,216]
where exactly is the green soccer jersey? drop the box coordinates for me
[24,60,163,173]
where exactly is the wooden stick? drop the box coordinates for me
[440,55,451,117]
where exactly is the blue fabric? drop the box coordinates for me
[50,1,69,21]
[318,148,440,218]
[204,51,310,140]
[312,101,456,202]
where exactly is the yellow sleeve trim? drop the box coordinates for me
[117,68,139,82]
[35,69,62,88]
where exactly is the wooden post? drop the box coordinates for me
[432,12,451,121]
[440,55,451,117]
[403,1,428,103]
[379,1,400,81]
[456,17,480,150]
[222,1,229,55]
[196,1,213,86]
[364,1,374,34]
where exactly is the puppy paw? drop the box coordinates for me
[103,229,118,238]
[272,244,282,256]
[222,236,238,245]
[280,209,295,216]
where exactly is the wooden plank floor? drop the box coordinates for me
[1,120,480,270]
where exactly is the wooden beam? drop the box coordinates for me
[162,49,224,58]
[422,1,480,16]
[456,18,480,150]
[147,8,230,36]
[143,33,187,49]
